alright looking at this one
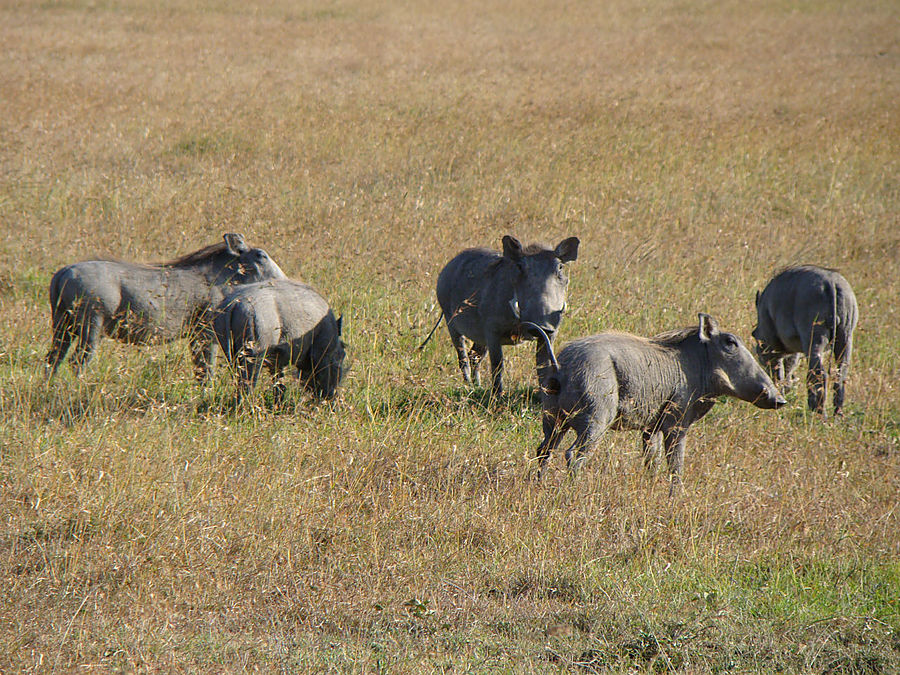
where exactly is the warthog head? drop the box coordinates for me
[219,233,286,285]
[700,313,786,410]
[504,235,579,342]
[311,315,348,399]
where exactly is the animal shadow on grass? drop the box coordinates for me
[197,379,337,417]
[776,395,897,457]
[446,383,543,412]
[383,382,542,418]
[34,380,190,426]
[32,385,97,427]
[777,387,860,426]
[772,370,868,425]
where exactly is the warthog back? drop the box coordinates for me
[46,233,285,380]
[213,279,346,402]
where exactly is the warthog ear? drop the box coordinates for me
[501,235,524,261]
[698,313,719,342]
[223,233,249,256]
[336,314,343,336]
[755,290,760,308]
[554,237,580,263]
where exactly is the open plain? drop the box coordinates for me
[1,0,898,671]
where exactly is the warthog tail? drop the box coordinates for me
[518,321,559,373]
[829,278,838,350]
[221,303,235,364]
[48,269,65,324]
[417,308,444,351]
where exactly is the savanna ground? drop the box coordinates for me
[1,0,899,671]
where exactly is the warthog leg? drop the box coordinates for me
[267,347,292,407]
[46,310,76,376]
[564,417,605,476]
[781,353,801,389]
[271,367,287,407]
[447,325,472,384]
[641,430,663,472]
[190,331,217,383]
[662,429,688,497]
[806,329,831,415]
[535,412,566,479]
[468,343,486,387]
[71,309,103,376]
[832,330,852,417]
[486,337,505,398]
[236,349,266,404]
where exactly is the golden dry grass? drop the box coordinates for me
[1,0,898,671]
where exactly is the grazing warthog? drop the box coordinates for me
[427,234,579,397]
[752,265,858,417]
[46,233,285,379]
[212,279,347,402]
[533,314,786,494]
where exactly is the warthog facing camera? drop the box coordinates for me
[429,234,579,397]
[752,265,858,417]
[212,279,347,402]
[46,233,285,379]
[533,314,785,494]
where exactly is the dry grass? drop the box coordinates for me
[1,0,898,671]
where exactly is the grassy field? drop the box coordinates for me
[2,0,898,671]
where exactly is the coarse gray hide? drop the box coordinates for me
[212,279,347,403]
[435,234,579,397]
[752,265,858,417]
[46,233,286,380]
[535,313,785,494]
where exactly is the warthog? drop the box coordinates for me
[46,233,285,379]
[532,314,785,493]
[426,234,579,397]
[752,265,858,417]
[212,279,347,402]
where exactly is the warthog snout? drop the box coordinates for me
[523,323,556,340]
[755,389,788,410]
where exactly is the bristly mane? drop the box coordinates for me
[485,241,554,272]
[161,242,234,268]
[777,263,840,275]
[651,325,700,346]
[522,243,552,255]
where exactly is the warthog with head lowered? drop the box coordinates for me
[46,233,285,379]
[212,279,347,402]
[430,234,579,397]
[533,314,785,493]
[752,265,858,417]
